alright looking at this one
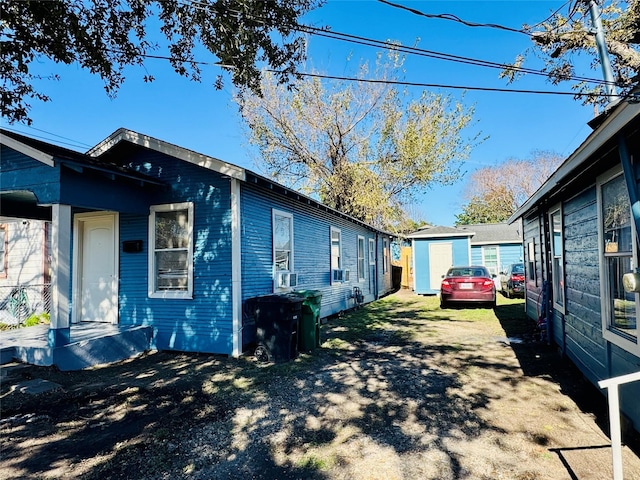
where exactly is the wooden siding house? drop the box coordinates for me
[0,128,394,369]
[509,96,640,433]
[407,223,523,294]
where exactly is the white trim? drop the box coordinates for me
[231,179,242,357]
[597,167,640,356]
[330,226,342,285]
[148,202,194,299]
[88,129,245,180]
[368,238,376,266]
[383,237,389,274]
[52,205,71,329]
[357,235,366,281]
[1,135,55,166]
[272,209,294,292]
[549,203,566,314]
[72,211,119,324]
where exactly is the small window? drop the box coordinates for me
[273,210,294,290]
[149,203,194,299]
[383,238,389,274]
[331,227,342,284]
[598,168,639,354]
[0,224,7,278]
[549,205,565,312]
[357,235,366,281]
[527,240,536,285]
[368,238,375,265]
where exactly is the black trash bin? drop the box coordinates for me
[246,294,304,363]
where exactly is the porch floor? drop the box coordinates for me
[0,323,153,370]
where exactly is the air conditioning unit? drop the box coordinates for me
[276,272,298,288]
[332,269,344,282]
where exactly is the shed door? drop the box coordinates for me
[429,243,453,290]
[77,214,118,323]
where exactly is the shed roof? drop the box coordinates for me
[407,225,474,239]
[461,222,522,245]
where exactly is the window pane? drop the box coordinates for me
[603,175,632,253]
[331,230,341,271]
[274,215,291,251]
[275,249,290,271]
[156,250,188,290]
[155,210,189,249]
[552,211,562,256]
[607,255,637,335]
[553,257,564,307]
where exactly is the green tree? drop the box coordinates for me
[0,0,320,124]
[237,53,480,231]
[455,152,563,225]
[503,0,640,104]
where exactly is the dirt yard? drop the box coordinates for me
[1,290,640,480]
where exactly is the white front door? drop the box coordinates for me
[74,213,118,323]
[429,242,453,290]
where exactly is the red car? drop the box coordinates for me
[440,266,497,309]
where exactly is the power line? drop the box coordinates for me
[1,125,92,150]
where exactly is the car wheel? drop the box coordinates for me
[440,299,448,309]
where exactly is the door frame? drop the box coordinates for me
[72,211,119,325]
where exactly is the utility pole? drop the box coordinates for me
[587,0,618,103]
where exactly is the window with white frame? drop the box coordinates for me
[482,246,499,276]
[527,240,536,285]
[368,238,375,266]
[598,168,638,352]
[149,202,193,298]
[549,205,565,312]
[331,227,342,284]
[0,225,6,277]
[357,235,366,281]
[273,209,294,289]
[383,238,389,274]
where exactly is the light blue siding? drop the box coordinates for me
[118,151,235,355]
[413,237,470,294]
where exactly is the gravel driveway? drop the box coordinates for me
[1,290,639,479]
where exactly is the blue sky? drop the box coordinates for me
[2,0,600,226]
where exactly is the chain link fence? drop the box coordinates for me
[0,283,51,326]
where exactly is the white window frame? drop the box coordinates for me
[383,238,389,274]
[357,235,366,281]
[148,202,194,299]
[368,238,375,266]
[527,240,536,286]
[597,167,640,355]
[330,227,342,285]
[549,204,566,313]
[273,209,294,291]
[482,245,499,276]
[0,224,7,278]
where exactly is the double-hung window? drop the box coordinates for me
[273,210,293,290]
[598,168,639,354]
[482,246,499,276]
[549,205,565,312]
[357,236,366,281]
[331,227,342,284]
[368,238,375,266]
[149,202,194,299]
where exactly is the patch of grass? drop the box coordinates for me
[296,454,334,471]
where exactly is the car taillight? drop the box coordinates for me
[441,279,452,290]
[482,280,494,287]
[511,274,524,281]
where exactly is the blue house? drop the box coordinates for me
[509,95,640,433]
[0,128,394,369]
[408,223,523,294]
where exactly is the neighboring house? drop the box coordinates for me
[0,218,51,325]
[0,128,394,368]
[407,223,523,294]
[509,95,640,433]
